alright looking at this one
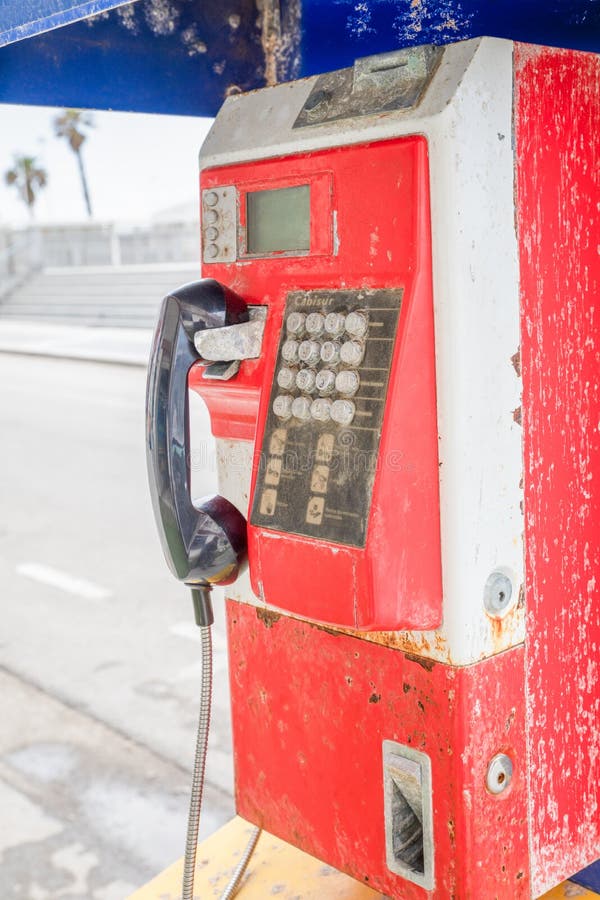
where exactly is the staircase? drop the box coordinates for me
[0,264,200,329]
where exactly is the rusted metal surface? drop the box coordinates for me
[228,599,530,898]
[516,43,600,897]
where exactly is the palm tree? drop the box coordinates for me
[53,109,94,218]
[5,156,48,219]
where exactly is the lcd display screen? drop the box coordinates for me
[246,185,310,254]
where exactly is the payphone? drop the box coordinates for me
[146,36,600,899]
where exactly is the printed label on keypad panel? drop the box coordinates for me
[250,288,403,547]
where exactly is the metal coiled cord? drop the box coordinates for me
[182,621,213,900]
[182,586,262,900]
[219,825,262,900]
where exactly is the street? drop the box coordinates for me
[0,353,234,898]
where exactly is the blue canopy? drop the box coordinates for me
[0,1,598,115]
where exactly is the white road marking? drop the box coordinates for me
[16,563,112,600]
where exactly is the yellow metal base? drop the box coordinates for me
[128,816,599,900]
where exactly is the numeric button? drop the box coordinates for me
[310,398,332,422]
[277,367,296,391]
[324,312,345,337]
[305,312,325,336]
[320,341,341,365]
[286,312,305,335]
[340,340,364,366]
[331,399,356,426]
[315,369,336,394]
[335,370,360,395]
[345,311,368,338]
[296,368,317,393]
[273,395,293,420]
[291,396,311,421]
[298,340,321,366]
[282,340,300,364]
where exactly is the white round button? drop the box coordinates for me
[298,340,321,366]
[204,208,218,225]
[311,398,332,422]
[273,395,293,419]
[305,312,325,336]
[335,370,360,395]
[204,191,219,207]
[296,368,316,393]
[286,312,305,335]
[345,311,368,338]
[320,341,341,365]
[277,367,296,390]
[324,312,345,337]
[206,243,219,260]
[281,340,300,364]
[315,369,336,394]
[340,340,364,366]
[205,226,219,241]
[291,396,311,421]
[331,399,356,426]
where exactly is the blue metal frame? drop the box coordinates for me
[0,1,599,117]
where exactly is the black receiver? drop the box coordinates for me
[145,279,248,587]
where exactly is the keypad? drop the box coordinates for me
[272,307,369,425]
[254,288,403,548]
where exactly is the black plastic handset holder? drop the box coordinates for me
[146,279,248,587]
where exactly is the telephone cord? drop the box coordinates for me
[182,589,262,900]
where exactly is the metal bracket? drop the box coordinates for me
[294,45,443,128]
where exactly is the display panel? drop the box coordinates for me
[246,185,310,254]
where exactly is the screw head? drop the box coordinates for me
[483,570,514,617]
[486,753,513,795]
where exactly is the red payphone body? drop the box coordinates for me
[198,137,441,632]
[185,37,600,899]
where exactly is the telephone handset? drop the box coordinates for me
[145,278,248,588]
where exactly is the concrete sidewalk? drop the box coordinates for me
[0,320,153,367]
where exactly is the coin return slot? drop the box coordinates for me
[383,741,434,891]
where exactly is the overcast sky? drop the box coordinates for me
[0,104,213,227]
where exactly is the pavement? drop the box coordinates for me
[0,321,153,367]
[0,350,234,898]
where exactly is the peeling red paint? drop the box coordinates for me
[516,43,600,896]
[228,600,529,898]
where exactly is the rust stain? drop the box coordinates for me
[368,692,380,703]
[307,620,343,638]
[511,348,522,377]
[256,607,281,628]
[505,707,516,733]
[257,0,301,87]
[513,405,522,425]
[404,651,436,671]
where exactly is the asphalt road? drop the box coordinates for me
[0,354,234,898]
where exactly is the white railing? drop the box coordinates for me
[0,220,199,297]
[0,229,43,298]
